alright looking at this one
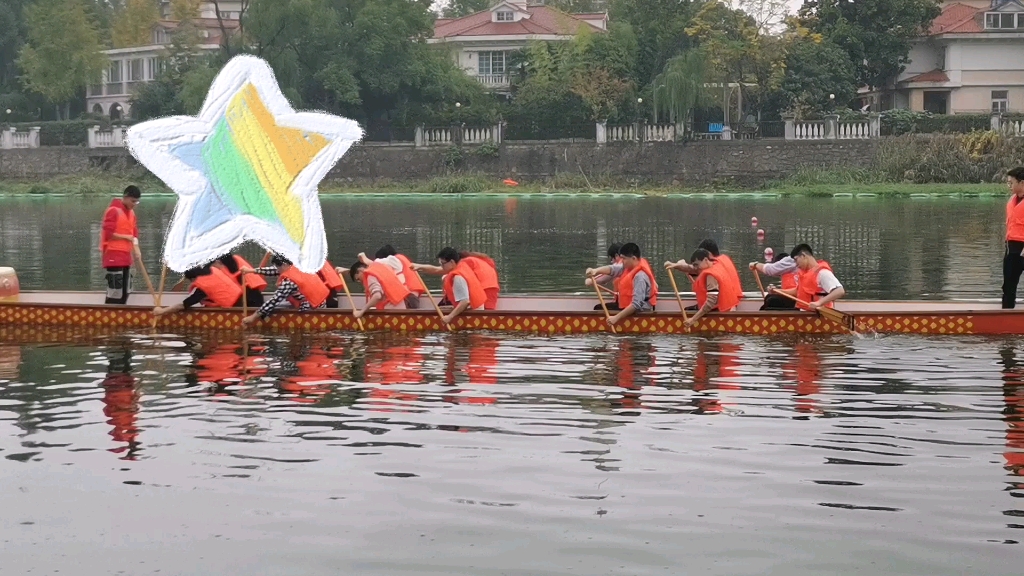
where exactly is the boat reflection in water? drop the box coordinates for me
[1000,346,1024,480]
[100,344,140,460]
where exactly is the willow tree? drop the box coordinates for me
[651,49,708,125]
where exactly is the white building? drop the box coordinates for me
[86,1,243,119]
[867,0,1024,114]
[430,1,607,92]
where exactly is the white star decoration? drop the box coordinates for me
[125,55,363,274]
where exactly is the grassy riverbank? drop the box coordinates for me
[0,171,1007,198]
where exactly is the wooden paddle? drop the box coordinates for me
[153,264,167,329]
[337,273,365,331]
[133,244,158,305]
[752,268,766,298]
[240,271,248,329]
[414,270,453,332]
[665,268,689,323]
[770,289,857,332]
[589,273,617,334]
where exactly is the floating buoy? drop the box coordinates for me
[756,229,765,238]
[503,178,519,187]
[751,217,758,226]
[764,247,774,262]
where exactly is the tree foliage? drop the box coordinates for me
[441,0,492,18]
[18,0,106,118]
[796,0,941,89]
[780,34,857,117]
[652,49,708,124]
[111,0,160,48]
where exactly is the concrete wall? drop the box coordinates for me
[0,140,880,187]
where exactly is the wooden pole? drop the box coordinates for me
[753,268,766,297]
[133,245,157,303]
[153,263,167,329]
[414,270,453,332]
[240,271,248,328]
[666,268,689,322]
[770,290,857,333]
[338,273,365,331]
[591,275,617,334]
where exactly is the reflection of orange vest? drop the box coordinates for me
[362,262,411,309]
[100,205,136,255]
[232,255,267,290]
[395,254,426,294]
[196,346,241,383]
[1007,195,1024,241]
[796,261,834,310]
[463,256,499,292]
[102,373,139,443]
[443,261,486,309]
[317,261,344,291]
[616,259,658,309]
[280,267,330,308]
[694,262,741,312]
[192,267,243,307]
[466,337,499,385]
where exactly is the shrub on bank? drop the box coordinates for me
[874,132,1024,183]
[424,175,492,194]
[880,110,991,136]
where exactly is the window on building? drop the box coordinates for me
[985,12,1024,29]
[146,57,159,80]
[496,10,514,21]
[993,90,1009,113]
[478,51,506,76]
[128,59,144,82]
[108,61,122,83]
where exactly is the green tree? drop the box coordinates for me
[651,49,708,124]
[608,0,702,87]
[796,0,941,90]
[780,35,858,116]
[18,0,107,119]
[0,0,28,92]
[441,0,491,18]
[112,0,160,48]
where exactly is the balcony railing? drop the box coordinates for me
[105,82,124,96]
[473,74,510,88]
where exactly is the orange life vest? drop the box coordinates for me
[714,254,744,299]
[781,271,798,291]
[1007,195,1024,241]
[443,261,486,310]
[231,255,267,290]
[317,261,344,291]
[462,256,500,292]
[616,258,659,309]
[694,261,741,312]
[362,262,412,309]
[191,267,243,307]
[280,267,330,308]
[99,204,137,255]
[796,260,835,310]
[395,254,426,294]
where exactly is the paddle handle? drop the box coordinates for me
[133,245,157,302]
[241,271,248,325]
[153,263,167,329]
[770,289,856,332]
[753,268,766,297]
[590,274,617,333]
[666,268,688,322]
[415,271,453,332]
[338,274,365,331]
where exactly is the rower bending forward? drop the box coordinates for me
[768,244,845,310]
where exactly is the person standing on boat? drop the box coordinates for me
[153,265,243,316]
[213,253,266,307]
[749,251,798,310]
[768,244,845,310]
[586,243,622,309]
[682,249,742,328]
[586,242,658,329]
[1003,167,1024,309]
[100,185,141,304]
[240,255,330,326]
[411,248,486,324]
[347,260,412,319]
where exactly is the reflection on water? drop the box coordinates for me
[0,195,1006,298]
[0,331,1021,574]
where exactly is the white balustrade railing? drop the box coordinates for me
[794,121,826,140]
[607,124,637,142]
[414,124,502,147]
[1003,119,1024,136]
[87,125,127,148]
[461,125,494,144]
[0,127,41,149]
[837,121,871,139]
[645,124,676,142]
[423,127,452,145]
[473,74,510,88]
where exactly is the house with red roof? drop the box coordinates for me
[430,1,608,92]
[865,0,1024,114]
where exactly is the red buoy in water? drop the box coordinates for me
[764,247,774,262]
[751,216,758,227]
[756,229,765,238]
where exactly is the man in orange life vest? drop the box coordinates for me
[348,259,412,319]
[412,247,486,324]
[681,248,743,328]
[1002,166,1024,308]
[241,255,330,326]
[749,250,798,310]
[769,244,845,311]
[153,264,243,316]
[585,243,622,310]
[585,242,657,329]
[214,253,265,307]
[360,246,422,308]
[664,238,743,294]
[100,185,142,304]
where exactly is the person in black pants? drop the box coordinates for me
[1003,167,1024,309]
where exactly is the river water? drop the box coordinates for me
[0,195,1021,575]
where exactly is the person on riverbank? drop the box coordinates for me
[585,243,622,309]
[768,244,845,310]
[1003,167,1024,309]
[100,185,141,304]
[348,260,412,319]
[241,255,330,326]
[663,239,744,294]
[153,265,243,316]
[749,251,798,310]
[411,248,486,324]
[585,242,658,329]
[214,253,266,308]
[683,249,743,328]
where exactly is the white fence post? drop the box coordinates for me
[596,121,607,144]
[825,114,839,140]
[88,125,99,148]
[1,128,12,149]
[992,112,1002,132]
[783,115,795,141]
[869,113,881,138]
